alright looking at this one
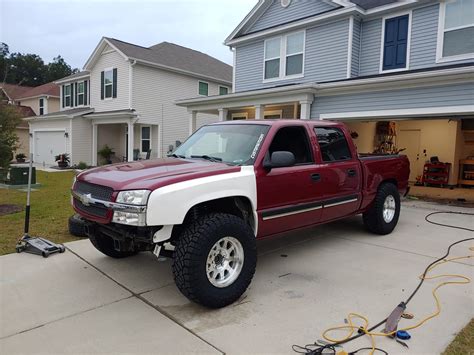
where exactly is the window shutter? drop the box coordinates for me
[100,71,104,100]
[383,15,409,70]
[112,68,117,98]
[74,82,78,107]
[84,80,88,105]
[62,85,65,108]
[70,83,74,107]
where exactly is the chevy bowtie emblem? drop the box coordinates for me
[80,193,93,206]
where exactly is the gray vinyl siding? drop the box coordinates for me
[410,3,474,69]
[235,19,350,92]
[71,118,92,165]
[247,0,337,33]
[359,18,382,76]
[351,18,361,77]
[311,82,474,118]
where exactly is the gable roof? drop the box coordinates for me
[0,83,34,101]
[85,37,232,85]
[17,82,60,100]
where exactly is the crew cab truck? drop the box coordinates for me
[72,120,409,308]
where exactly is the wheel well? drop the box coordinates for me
[381,178,397,188]
[170,196,255,242]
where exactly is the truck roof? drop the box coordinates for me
[210,119,342,127]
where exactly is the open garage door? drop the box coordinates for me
[34,131,66,165]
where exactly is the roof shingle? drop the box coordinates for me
[17,82,60,99]
[0,84,34,100]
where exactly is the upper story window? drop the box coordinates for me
[141,126,151,153]
[219,86,229,95]
[264,31,305,81]
[101,68,117,100]
[381,14,411,72]
[199,81,209,96]
[39,98,45,115]
[77,81,85,106]
[437,0,474,62]
[64,85,71,107]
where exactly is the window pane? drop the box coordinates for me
[78,94,84,105]
[265,38,281,59]
[269,126,313,164]
[141,140,150,152]
[142,126,150,139]
[78,82,84,94]
[315,127,352,162]
[199,82,208,96]
[286,54,303,75]
[443,26,474,56]
[219,86,228,95]
[445,0,474,29]
[286,32,304,55]
[104,70,113,85]
[39,98,44,107]
[65,97,71,106]
[40,107,44,115]
[105,84,112,98]
[64,86,71,95]
[265,58,280,79]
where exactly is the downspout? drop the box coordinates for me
[230,46,236,93]
[129,59,137,109]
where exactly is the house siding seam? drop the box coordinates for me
[132,64,219,157]
[71,118,92,165]
[235,18,350,92]
[90,49,130,112]
[247,0,337,34]
[359,18,382,76]
[351,18,361,77]
[311,82,474,118]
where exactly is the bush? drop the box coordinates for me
[0,105,21,170]
[76,161,88,169]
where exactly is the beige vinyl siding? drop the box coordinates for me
[20,97,60,116]
[90,49,130,112]
[71,118,92,165]
[132,64,219,157]
[15,127,30,156]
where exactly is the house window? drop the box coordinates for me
[264,110,283,119]
[39,98,44,115]
[64,85,71,107]
[381,14,410,71]
[77,81,85,106]
[438,0,474,61]
[141,126,151,152]
[104,69,113,98]
[219,86,229,95]
[198,81,209,96]
[264,31,305,81]
[231,112,248,120]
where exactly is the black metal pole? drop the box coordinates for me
[23,154,33,236]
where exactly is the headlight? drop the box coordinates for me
[112,211,146,226]
[116,190,150,205]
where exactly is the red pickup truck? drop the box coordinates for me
[72,120,409,308]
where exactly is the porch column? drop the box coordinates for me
[218,108,228,122]
[189,111,197,136]
[92,123,98,166]
[255,104,264,120]
[299,100,312,120]
[127,121,134,162]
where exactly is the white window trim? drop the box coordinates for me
[39,97,46,115]
[140,125,152,153]
[436,1,474,63]
[264,109,283,119]
[198,81,209,96]
[263,30,306,83]
[103,67,114,100]
[231,112,249,120]
[378,10,412,74]
[218,85,230,95]
[76,81,85,107]
[64,86,72,107]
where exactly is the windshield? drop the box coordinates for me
[173,124,269,165]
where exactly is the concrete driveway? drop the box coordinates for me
[1,201,472,354]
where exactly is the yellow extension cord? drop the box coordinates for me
[322,248,474,355]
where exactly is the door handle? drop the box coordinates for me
[347,169,357,177]
[311,173,321,182]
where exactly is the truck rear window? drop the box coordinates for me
[314,127,352,162]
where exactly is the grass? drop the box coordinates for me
[443,319,474,355]
[0,170,82,255]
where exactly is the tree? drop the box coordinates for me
[0,42,9,83]
[0,104,21,170]
[45,55,77,83]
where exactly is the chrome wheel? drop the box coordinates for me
[206,236,244,288]
[383,195,396,223]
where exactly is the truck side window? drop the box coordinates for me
[268,126,313,164]
[314,127,352,162]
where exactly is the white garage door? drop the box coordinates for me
[35,131,66,165]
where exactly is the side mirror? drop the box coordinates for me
[263,151,296,169]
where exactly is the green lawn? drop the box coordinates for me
[443,319,474,355]
[0,170,82,255]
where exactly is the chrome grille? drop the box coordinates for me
[75,181,114,201]
[74,199,109,218]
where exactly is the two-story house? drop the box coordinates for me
[177,0,474,186]
[27,37,232,166]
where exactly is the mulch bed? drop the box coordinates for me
[0,204,23,216]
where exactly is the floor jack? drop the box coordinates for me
[15,155,66,258]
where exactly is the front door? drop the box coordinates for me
[256,125,323,237]
[398,129,421,182]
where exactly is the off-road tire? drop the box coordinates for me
[172,213,257,308]
[68,214,87,237]
[363,182,400,235]
[89,233,138,258]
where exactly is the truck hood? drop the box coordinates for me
[77,158,241,191]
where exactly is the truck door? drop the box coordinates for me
[313,126,361,222]
[256,125,323,237]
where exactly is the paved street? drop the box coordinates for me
[1,201,472,354]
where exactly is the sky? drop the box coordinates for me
[0,0,256,69]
